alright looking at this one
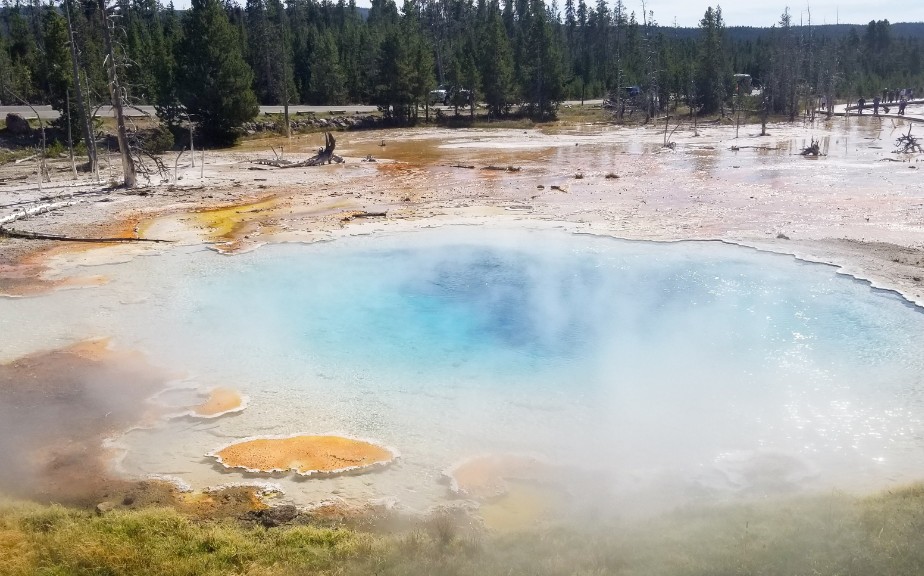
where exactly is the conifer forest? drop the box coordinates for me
[0,0,922,143]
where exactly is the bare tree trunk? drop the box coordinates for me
[84,72,99,181]
[99,0,136,188]
[735,92,741,138]
[761,92,769,136]
[282,23,291,138]
[65,0,97,175]
[66,88,77,177]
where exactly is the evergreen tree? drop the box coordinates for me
[308,29,346,104]
[402,0,434,118]
[460,41,479,118]
[695,5,729,114]
[4,4,38,100]
[522,0,564,117]
[480,1,514,116]
[374,27,414,121]
[176,0,258,144]
[41,9,76,137]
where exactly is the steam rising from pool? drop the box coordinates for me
[5,227,924,514]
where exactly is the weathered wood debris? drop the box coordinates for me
[800,139,823,156]
[0,226,171,243]
[256,132,344,168]
[895,127,922,154]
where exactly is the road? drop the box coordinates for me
[0,104,381,120]
[0,100,605,121]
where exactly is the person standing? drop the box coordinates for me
[873,96,881,115]
[898,97,907,116]
[858,98,866,114]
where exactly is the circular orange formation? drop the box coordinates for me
[447,454,550,500]
[193,388,246,417]
[212,435,397,476]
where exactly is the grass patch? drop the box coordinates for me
[556,103,612,124]
[6,484,924,575]
[0,147,37,164]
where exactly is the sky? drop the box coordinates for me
[638,1,924,28]
[348,0,924,28]
[169,0,923,27]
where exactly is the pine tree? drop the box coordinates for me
[480,0,514,116]
[308,29,346,104]
[694,6,729,115]
[176,0,258,144]
[460,42,479,118]
[41,9,74,136]
[401,0,434,118]
[374,28,414,121]
[523,0,564,118]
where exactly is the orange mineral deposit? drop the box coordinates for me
[211,435,397,477]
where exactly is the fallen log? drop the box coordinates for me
[13,153,38,165]
[255,159,293,167]
[339,211,387,223]
[0,226,172,243]
[253,132,344,168]
[482,165,521,172]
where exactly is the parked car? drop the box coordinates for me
[624,85,642,98]
[428,85,450,105]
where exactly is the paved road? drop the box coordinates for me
[0,104,384,120]
[0,100,605,121]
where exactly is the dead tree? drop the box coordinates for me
[256,132,343,167]
[895,126,922,154]
[800,138,822,156]
[98,0,136,188]
[310,131,339,164]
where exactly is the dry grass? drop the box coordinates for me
[5,484,924,575]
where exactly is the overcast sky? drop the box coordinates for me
[345,0,924,28]
[631,1,924,27]
[171,0,923,28]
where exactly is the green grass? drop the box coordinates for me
[6,484,924,575]
[0,147,38,164]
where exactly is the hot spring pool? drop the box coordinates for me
[5,226,924,512]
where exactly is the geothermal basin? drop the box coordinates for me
[3,225,924,515]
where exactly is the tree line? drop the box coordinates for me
[0,0,922,144]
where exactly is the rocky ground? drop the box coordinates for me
[1,115,922,513]
[2,114,922,303]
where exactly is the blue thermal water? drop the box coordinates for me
[11,226,923,508]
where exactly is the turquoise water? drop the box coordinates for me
[6,226,924,509]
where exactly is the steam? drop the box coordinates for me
[3,227,924,520]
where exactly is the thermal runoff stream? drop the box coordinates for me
[4,226,924,514]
